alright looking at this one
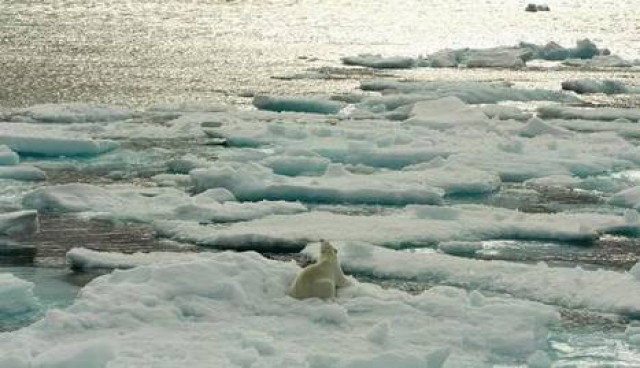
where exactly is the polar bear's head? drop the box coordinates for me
[319,239,338,262]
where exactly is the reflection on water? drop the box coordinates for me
[1,0,639,107]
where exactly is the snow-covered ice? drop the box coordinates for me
[22,183,306,223]
[0,134,119,157]
[0,210,39,236]
[0,251,561,367]
[0,166,46,181]
[66,248,210,270]
[190,163,445,205]
[342,54,415,69]
[538,105,640,122]
[561,79,631,94]
[253,95,346,115]
[304,242,640,315]
[156,204,640,250]
[12,103,135,124]
[0,146,20,166]
[0,273,39,315]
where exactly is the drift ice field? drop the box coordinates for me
[2,0,640,367]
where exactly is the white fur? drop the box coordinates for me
[289,240,350,300]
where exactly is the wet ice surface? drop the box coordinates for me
[3,0,640,366]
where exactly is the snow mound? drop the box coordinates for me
[253,95,346,114]
[342,54,415,69]
[0,210,39,236]
[156,204,637,251]
[0,273,39,315]
[304,242,640,316]
[0,251,561,366]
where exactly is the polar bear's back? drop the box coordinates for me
[289,262,337,300]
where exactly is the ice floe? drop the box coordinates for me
[156,204,640,251]
[341,54,415,69]
[360,80,580,104]
[191,163,444,205]
[0,146,19,166]
[0,210,39,236]
[253,95,346,115]
[304,242,640,316]
[66,248,208,270]
[0,273,39,315]
[0,251,561,366]
[22,183,306,223]
[561,79,631,95]
[0,165,46,181]
[11,103,135,124]
[0,134,119,157]
[538,105,640,122]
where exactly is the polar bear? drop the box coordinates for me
[289,240,351,300]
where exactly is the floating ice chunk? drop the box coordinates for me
[0,273,39,314]
[533,41,570,60]
[427,49,458,67]
[608,186,640,209]
[480,105,532,121]
[561,79,630,95]
[538,105,640,122]
[572,39,600,59]
[305,242,640,315]
[518,117,572,138]
[524,175,582,188]
[190,163,444,205]
[402,161,501,195]
[0,251,561,365]
[0,165,46,181]
[0,210,39,236]
[157,204,636,250]
[66,248,211,270]
[437,241,483,257]
[0,146,19,166]
[15,103,134,123]
[253,95,346,115]
[148,101,229,113]
[464,48,527,68]
[405,97,490,129]
[341,54,415,69]
[167,154,212,174]
[551,118,640,138]
[0,134,119,157]
[260,151,331,176]
[23,183,306,223]
[563,55,633,68]
[361,80,580,104]
[151,173,192,187]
